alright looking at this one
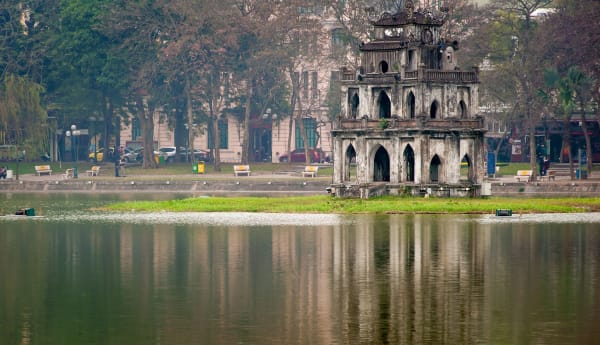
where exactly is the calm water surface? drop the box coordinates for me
[1,194,600,345]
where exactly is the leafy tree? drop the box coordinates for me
[100,0,181,168]
[46,0,126,158]
[537,0,600,126]
[473,0,552,177]
[0,75,47,154]
[539,67,591,180]
[0,1,55,157]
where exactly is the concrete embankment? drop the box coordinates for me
[2,174,600,197]
[0,174,331,196]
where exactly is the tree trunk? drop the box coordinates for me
[137,96,158,169]
[103,96,114,161]
[185,75,195,165]
[580,102,593,177]
[297,97,311,163]
[212,117,221,171]
[562,116,574,180]
[286,69,298,164]
[528,112,537,179]
[241,80,252,164]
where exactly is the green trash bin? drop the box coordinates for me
[198,161,205,174]
[192,164,198,174]
[159,155,165,165]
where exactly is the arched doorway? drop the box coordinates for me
[460,154,472,180]
[430,100,439,119]
[406,92,415,119]
[378,91,391,119]
[430,154,441,182]
[373,146,390,182]
[345,145,356,181]
[403,145,415,182]
[460,154,475,181]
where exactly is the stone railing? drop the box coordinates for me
[342,71,355,81]
[404,70,418,79]
[423,70,478,83]
[335,116,484,130]
[340,68,478,83]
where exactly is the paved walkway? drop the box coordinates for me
[6,162,599,185]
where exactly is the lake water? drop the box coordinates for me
[1,194,600,345]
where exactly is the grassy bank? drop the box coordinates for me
[105,195,600,214]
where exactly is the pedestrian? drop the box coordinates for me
[0,166,7,179]
[119,157,126,177]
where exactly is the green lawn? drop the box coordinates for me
[105,195,600,214]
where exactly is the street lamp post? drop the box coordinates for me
[66,124,80,178]
[184,123,190,164]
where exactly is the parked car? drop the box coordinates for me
[279,148,329,163]
[88,147,114,162]
[158,146,177,163]
[135,148,160,162]
[122,147,139,162]
[179,147,211,162]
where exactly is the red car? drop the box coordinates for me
[279,148,329,163]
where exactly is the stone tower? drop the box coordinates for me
[331,1,485,198]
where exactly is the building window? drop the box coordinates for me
[208,119,228,149]
[311,71,318,99]
[379,60,389,73]
[331,28,344,47]
[295,117,317,149]
[408,50,415,70]
[459,100,467,118]
[378,91,391,119]
[430,100,439,119]
[132,118,141,141]
[303,71,309,99]
[407,92,416,119]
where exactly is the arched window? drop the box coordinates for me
[458,100,467,118]
[378,91,391,119]
[350,93,359,119]
[430,100,439,119]
[407,92,415,119]
[379,60,389,73]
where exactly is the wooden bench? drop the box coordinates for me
[86,165,100,176]
[233,165,251,176]
[514,170,533,182]
[35,165,52,176]
[63,168,74,179]
[540,170,556,181]
[302,165,319,177]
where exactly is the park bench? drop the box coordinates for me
[86,165,101,176]
[35,165,52,176]
[63,168,74,179]
[302,165,319,177]
[514,170,533,182]
[540,170,556,182]
[233,165,251,176]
